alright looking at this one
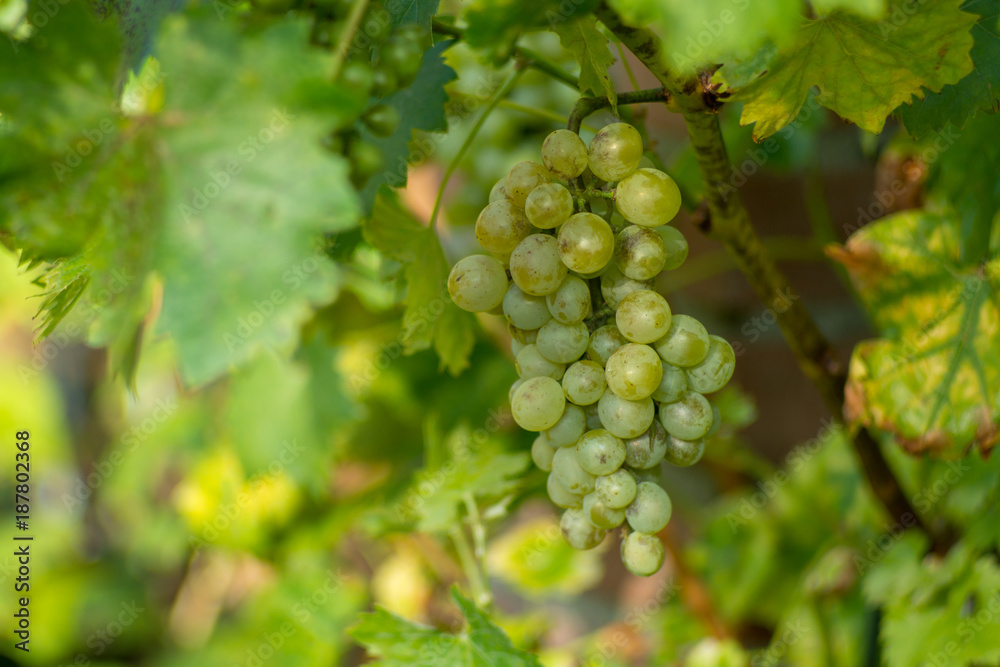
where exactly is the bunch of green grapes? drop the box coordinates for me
[447,122,735,576]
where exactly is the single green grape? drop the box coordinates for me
[508,378,524,404]
[503,284,552,330]
[583,492,626,529]
[595,469,638,509]
[658,390,713,440]
[532,435,556,472]
[546,275,592,324]
[525,182,574,229]
[631,467,662,485]
[515,344,565,380]
[664,434,705,467]
[544,403,586,447]
[476,200,532,255]
[654,314,710,367]
[685,335,736,394]
[597,390,655,439]
[362,103,401,137]
[600,265,651,310]
[587,324,628,366]
[614,225,667,281]
[562,360,607,406]
[542,129,589,180]
[605,343,664,401]
[651,362,688,403]
[620,531,665,576]
[447,255,507,312]
[511,376,566,431]
[624,419,668,469]
[576,429,626,475]
[557,212,615,274]
[489,178,507,204]
[656,224,689,270]
[708,405,721,437]
[625,481,672,533]
[536,319,590,364]
[506,161,550,207]
[547,473,583,508]
[552,446,597,494]
[588,122,643,182]
[616,289,672,344]
[615,168,682,227]
[511,338,527,358]
[560,508,606,550]
[509,234,568,296]
[338,61,375,97]
[508,323,538,345]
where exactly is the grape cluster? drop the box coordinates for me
[447,122,736,576]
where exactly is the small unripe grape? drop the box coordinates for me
[615,168,682,227]
[338,60,374,96]
[544,403,586,447]
[600,265,651,310]
[546,275,591,324]
[552,446,597,494]
[476,200,532,255]
[547,473,583,508]
[616,289,672,344]
[657,224,689,270]
[505,161,550,207]
[605,343,663,400]
[532,435,556,471]
[560,508,606,550]
[511,338,527,358]
[620,531,665,576]
[651,362,687,403]
[685,335,736,394]
[583,492,626,529]
[623,419,668,469]
[511,376,566,431]
[664,434,705,467]
[503,284,552,330]
[614,225,667,281]
[515,344,565,380]
[525,182,574,229]
[448,255,507,312]
[562,360,607,406]
[542,129,589,180]
[588,122,643,182]
[489,178,507,203]
[576,429,626,475]
[509,378,524,404]
[595,469,638,508]
[557,212,615,274]
[655,314,710,367]
[597,390,654,439]
[587,324,628,366]
[659,390,713,440]
[536,319,589,364]
[509,234,567,296]
[625,481,672,533]
[362,103,401,137]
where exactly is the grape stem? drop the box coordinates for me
[430,20,580,90]
[593,2,957,556]
[566,87,673,134]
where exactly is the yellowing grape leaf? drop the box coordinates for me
[551,17,617,112]
[365,188,475,374]
[722,0,977,139]
[829,210,1000,457]
[350,589,543,666]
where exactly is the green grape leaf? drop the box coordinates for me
[151,13,359,387]
[830,210,1000,457]
[813,0,887,17]
[551,17,617,112]
[365,188,475,374]
[462,0,597,59]
[897,0,1000,138]
[387,0,438,25]
[608,0,801,75]
[351,589,543,666]
[359,41,456,214]
[721,0,977,139]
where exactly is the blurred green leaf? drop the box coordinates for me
[350,588,543,666]
[551,17,616,111]
[721,0,976,138]
[832,211,1000,456]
